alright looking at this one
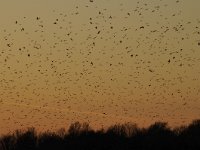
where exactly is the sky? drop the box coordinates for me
[0,0,200,135]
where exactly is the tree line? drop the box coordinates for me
[1,119,200,150]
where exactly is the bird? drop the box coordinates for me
[0,0,199,134]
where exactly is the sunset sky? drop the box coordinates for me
[0,0,200,135]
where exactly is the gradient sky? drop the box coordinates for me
[0,0,200,135]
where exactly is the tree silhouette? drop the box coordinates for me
[14,128,37,150]
[1,120,200,150]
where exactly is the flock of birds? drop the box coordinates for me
[0,0,200,134]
